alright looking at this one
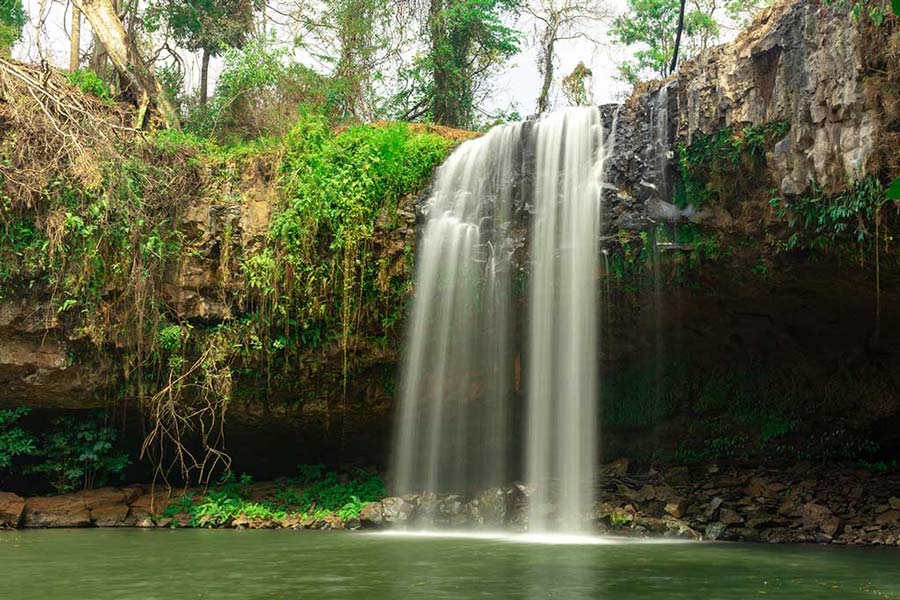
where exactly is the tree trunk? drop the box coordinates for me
[199,48,210,107]
[537,36,556,114]
[670,0,687,75]
[72,0,180,129]
[70,5,82,72]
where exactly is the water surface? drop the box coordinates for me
[2,530,899,599]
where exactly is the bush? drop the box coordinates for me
[188,39,342,140]
[28,414,130,494]
[0,407,36,475]
[67,70,113,103]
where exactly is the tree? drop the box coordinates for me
[561,61,592,106]
[0,0,26,54]
[287,0,393,119]
[611,0,684,81]
[71,4,82,71]
[396,0,521,128]
[146,0,261,106]
[525,0,609,113]
[72,0,180,128]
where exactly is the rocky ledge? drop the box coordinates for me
[2,461,899,545]
[361,460,900,546]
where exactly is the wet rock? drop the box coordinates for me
[359,501,384,528]
[381,496,416,526]
[875,511,900,526]
[435,495,467,527]
[663,466,691,487]
[605,458,631,477]
[0,492,25,527]
[467,486,520,528]
[22,494,91,528]
[705,496,724,520]
[800,502,843,537]
[705,522,727,540]
[719,508,744,526]
[83,488,128,527]
[664,497,687,519]
[664,518,701,540]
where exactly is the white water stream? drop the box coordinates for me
[392,107,614,533]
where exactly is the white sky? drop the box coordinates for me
[16,0,742,118]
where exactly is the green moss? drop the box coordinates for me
[675,121,790,209]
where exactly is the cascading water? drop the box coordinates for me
[526,107,609,533]
[392,123,522,497]
[392,107,614,534]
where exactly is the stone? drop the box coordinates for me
[467,486,521,528]
[875,511,900,526]
[22,495,91,528]
[664,498,687,519]
[705,496,724,519]
[82,488,129,526]
[0,492,25,527]
[719,508,744,526]
[705,522,727,541]
[889,497,900,510]
[605,458,631,477]
[663,466,691,487]
[359,501,384,528]
[800,502,843,537]
[381,497,416,525]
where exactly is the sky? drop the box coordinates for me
[14,0,739,118]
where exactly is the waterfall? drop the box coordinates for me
[392,107,614,533]
[392,123,522,496]
[526,107,608,533]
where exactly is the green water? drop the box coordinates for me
[2,530,899,599]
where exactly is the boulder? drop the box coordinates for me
[22,494,91,528]
[875,511,900,526]
[466,486,526,529]
[0,492,25,527]
[664,497,687,519]
[800,502,843,537]
[604,458,631,477]
[359,501,384,528]
[719,508,745,526]
[381,496,416,525]
[83,487,128,526]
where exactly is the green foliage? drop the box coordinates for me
[676,121,790,208]
[0,0,26,53]
[675,435,747,463]
[145,0,260,55]
[0,407,36,473]
[191,39,340,139]
[773,176,889,257]
[611,0,719,82]
[162,467,385,526]
[27,414,130,494]
[394,0,521,127]
[67,70,113,103]
[244,116,452,391]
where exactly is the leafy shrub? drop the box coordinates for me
[28,414,130,493]
[190,39,341,139]
[162,466,386,526]
[0,407,36,475]
[67,70,113,103]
